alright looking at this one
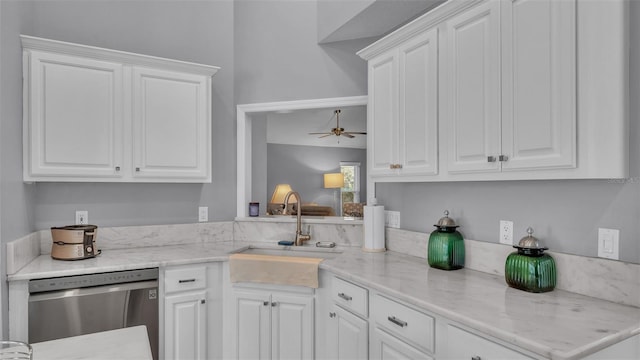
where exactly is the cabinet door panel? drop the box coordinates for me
[164,291,206,360]
[399,28,439,176]
[444,324,533,359]
[132,67,209,180]
[271,293,314,360]
[368,52,398,176]
[372,327,433,360]
[27,51,123,178]
[328,305,368,360]
[446,1,501,173]
[234,291,271,359]
[501,0,576,171]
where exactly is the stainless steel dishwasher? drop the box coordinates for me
[28,268,159,360]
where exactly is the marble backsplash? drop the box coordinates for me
[5,220,639,308]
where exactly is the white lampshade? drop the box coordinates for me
[270,184,296,203]
[323,173,344,189]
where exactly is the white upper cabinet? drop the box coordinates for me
[366,27,439,178]
[22,35,219,183]
[444,0,501,174]
[359,0,629,182]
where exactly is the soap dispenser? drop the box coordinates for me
[427,210,465,270]
[505,227,556,293]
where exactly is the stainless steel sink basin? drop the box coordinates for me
[231,245,342,259]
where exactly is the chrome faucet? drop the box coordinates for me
[282,191,312,246]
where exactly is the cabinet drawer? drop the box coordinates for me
[332,277,368,317]
[164,266,207,293]
[372,294,434,353]
[446,324,533,359]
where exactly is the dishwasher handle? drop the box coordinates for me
[28,280,158,302]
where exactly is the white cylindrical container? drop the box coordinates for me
[363,205,386,252]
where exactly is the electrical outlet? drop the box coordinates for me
[499,220,514,245]
[198,206,208,222]
[75,211,88,225]
[597,228,619,260]
[385,211,401,228]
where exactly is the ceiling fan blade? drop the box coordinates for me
[343,131,367,136]
[342,133,356,138]
[318,134,333,138]
[308,132,331,135]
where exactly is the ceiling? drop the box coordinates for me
[266,106,367,149]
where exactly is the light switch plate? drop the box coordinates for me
[385,211,400,228]
[597,228,619,260]
[75,211,88,225]
[198,206,208,222]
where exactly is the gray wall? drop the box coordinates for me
[267,144,366,210]
[376,1,640,264]
[24,0,236,229]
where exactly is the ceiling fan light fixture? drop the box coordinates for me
[308,109,366,138]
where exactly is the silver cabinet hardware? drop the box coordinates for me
[471,357,481,360]
[178,279,196,283]
[271,302,277,307]
[329,312,336,318]
[499,155,508,162]
[487,156,496,162]
[263,301,269,306]
[337,293,352,301]
[135,167,140,172]
[316,241,336,248]
[200,299,206,304]
[115,166,121,171]
[387,316,408,328]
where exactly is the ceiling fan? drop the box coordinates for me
[309,109,367,139]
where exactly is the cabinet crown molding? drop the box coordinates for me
[357,0,483,60]
[20,35,220,76]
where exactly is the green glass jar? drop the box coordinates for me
[428,210,465,270]
[505,227,556,293]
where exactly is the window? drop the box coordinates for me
[340,162,360,206]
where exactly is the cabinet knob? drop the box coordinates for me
[135,167,140,172]
[471,357,482,360]
[271,302,277,307]
[487,156,496,163]
[201,299,206,304]
[263,301,269,306]
[499,155,508,162]
[329,312,336,318]
[115,166,121,171]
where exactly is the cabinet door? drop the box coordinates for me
[398,27,439,176]
[327,305,368,360]
[25,50,124,179]
[372,327,433,360]
[164,291,207,360]
[368,51,398,176]
[271,292,314,360]
[445,0,501,174]
[501,0,576,171]
[443,324,533,359]
[232,290,271,360]
[132,67,210,181]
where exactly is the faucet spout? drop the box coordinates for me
[283,191,311,246]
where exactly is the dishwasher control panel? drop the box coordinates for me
[29,268,158,293]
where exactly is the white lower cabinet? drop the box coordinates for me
[327,304,369,359]
[372,327,433,360]
[442,324,533,360]
[164,291,207,360]
[229,286,314,359]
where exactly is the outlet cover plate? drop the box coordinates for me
[499,220,514,245]
[198,206,208,222]
[597,228,619,260]
[75,211,88,225]
[385,211,400,228]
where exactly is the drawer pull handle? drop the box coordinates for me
[271,302,277,307]
[338,293,352,301]
[471,357,481,360]
[178,279,196,283]
[263,301,269,306]
[388,316,408,328]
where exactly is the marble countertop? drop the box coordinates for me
[31,325,152,360]
[9,242,640,360]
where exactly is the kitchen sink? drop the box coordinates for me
[230,245,342,259]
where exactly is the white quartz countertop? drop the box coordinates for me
[31,325,152,360]
[9,242,640,360]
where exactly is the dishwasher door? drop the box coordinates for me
[28,280,158,360]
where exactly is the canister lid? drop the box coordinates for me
[434,210,459,228]
[514,227,549,256]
